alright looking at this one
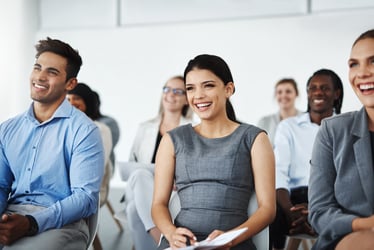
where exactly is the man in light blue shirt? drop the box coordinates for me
[269,69,344,250]
[0,37,104,249]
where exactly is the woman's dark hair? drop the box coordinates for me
[183,54,237,122]
[306,69,344,114]
[68,83,100,120]
[352,29,374,47]
[275,78,299,96]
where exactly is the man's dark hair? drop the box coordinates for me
[35,37,82,81]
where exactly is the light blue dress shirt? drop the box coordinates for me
[273,112,320,191]
[0,99,104,233]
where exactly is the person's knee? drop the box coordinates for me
[128,168,153,188]
[336,230,374,250]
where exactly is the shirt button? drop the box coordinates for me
[27,168,31,171]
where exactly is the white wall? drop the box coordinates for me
[1,1,372,162]
[35,9,373,161]
[0,0,38,122]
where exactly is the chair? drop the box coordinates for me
[87,195,101,250]
[92,160,125,250]
[168,191,269,249]
[247,192,269,249]
[104,200,124,231]
[286,234,317,250]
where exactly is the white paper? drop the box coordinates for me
[164,227,248,250]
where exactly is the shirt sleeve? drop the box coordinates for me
[273,120,292,191]
[0,135,12,214]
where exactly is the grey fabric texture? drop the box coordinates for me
[165,123,262,250]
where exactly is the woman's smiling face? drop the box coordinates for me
[185,68,233,121]
[349,37,374,109]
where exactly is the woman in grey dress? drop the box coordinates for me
[152,54,276,250]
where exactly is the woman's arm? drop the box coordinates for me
[151,133,195,249]
[230,132,276,246]
[309,123,357,239]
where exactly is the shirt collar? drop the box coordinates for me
[25,99,74,124]
[295,112,311,125]
[296,111,336,126]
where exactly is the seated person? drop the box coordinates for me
[152,54,276,250]
[93,90,120,169]
[0,37,104,250]
[257,78,301,144]
[309,29,374,250]
[124,76,193,250]
[270,68,344,250]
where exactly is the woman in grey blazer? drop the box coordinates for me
[309,29,374,250]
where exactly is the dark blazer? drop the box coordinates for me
[308,107,374,250]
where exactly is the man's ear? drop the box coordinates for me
[66,78,77,91]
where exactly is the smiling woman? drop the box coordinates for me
[152,54,276,250]
[119,75,194,250]
[257,78,301,144]
[309,29,374,250]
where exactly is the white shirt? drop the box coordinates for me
[273,112,320,191]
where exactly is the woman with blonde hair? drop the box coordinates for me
[123,75,193,250]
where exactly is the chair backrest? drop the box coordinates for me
[86,195,101,249]
[168,192,269,249]
[247,192,269,249]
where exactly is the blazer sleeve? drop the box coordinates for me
[308,120,356,244]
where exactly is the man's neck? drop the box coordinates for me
[309,110,334,126]
[33,98,64,123]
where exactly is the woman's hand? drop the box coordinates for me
[206,230,233,250]
[167,227,197,249]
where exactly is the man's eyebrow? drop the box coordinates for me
[47,67,60,73]
[33,63,60,72]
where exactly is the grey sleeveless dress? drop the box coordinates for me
[158,123,263,250]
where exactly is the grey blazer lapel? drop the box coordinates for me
[352,108,374,209]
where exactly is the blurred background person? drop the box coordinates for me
[67,83,113,250]
[270,69,344,250]
[93,91,120,171]
[257,78,301,144]
[119,76,193,250]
